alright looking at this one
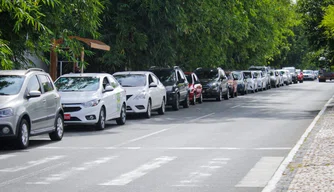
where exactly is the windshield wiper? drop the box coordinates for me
[0,93,10,95]
[121,85,133,87]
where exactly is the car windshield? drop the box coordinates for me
[0,75,25,95]
[185,74,192,83]
[152,70,176,83]
[195,70,218,80]
[284,68,295,73]
[296,70,301,73]
[279,71,285,75]
[269,71,274,76]
[303,70,312,74]
[232,72,241,80]
[114,74,146,87]
[55,76,100,92]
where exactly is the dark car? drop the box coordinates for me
[194,67,229,101]
[149,66,189,110]
[232,71,248,95]
[184,72,203,105]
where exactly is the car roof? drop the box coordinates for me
[0,68,45,76]
[114,71,151,75]
[60,73,111,77]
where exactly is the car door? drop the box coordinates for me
[220,70,228,93]
[25,75,47,131]
[148,74,159,108]
[37,74,57,128]
[107,75,123,118]
[101,76,115,119]
[152,73,165,107]
[176,70,187,101]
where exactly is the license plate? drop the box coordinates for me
[64,114,71,120]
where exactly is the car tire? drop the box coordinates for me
[224,89,229,100]
[230,88,235,98]
[191,93,196,105]
[144,100,152,118]
[158,99,165,115]
[216,90,222,101]
[116,104,126,125]
[183,94,190,108]
[16,119,29,149]
[49,113,64,141]
[96,107,106,130]
[198,93,203,104]
[172,94,180,111]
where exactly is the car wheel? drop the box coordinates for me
[191,93,196,105]
[49,113,64,141]
[172,94,180,111]
[224,89,229,100]
[96,107,106,130]
[116,104,126,125]
[144,100,152,118]
[230,88,235,98]
[183,94,190,108]
[16,119,29,149]
[216,90,222,101]
[198,93,203,104]
[158,99,165,115]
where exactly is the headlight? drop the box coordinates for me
[0,108,13,118]
[83,99,100,107]
[134,91,147,100]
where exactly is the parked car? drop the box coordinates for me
[149,66,189,110]
[269,70,280,88]
[194,67,229,101]
[0,68,64,149]
[313,70,319,80]
[303,70,315,80]
[277,70,290,85]
[243,71,256,93]
[113,71,166,118]
[318,69,334,82]
[232,71,248,95]
[54,73,127,129]
[253,71,266,91]
[226,71,238,98]
[283,67,298,84]
[184,72,203,105]
[248,66,271,89]
[296,69,304,83]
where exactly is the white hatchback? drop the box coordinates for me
[113,71,166,118]
[54,73,127,130]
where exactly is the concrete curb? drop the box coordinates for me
[262,95,334,192]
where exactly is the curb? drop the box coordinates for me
[262,95,334,192]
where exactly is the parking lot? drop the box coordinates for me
[0,80,333,192]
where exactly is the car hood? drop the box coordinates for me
[200,79,216,86]
[0,96,19,109]
[59,91,100,103]
[123,87,146,95]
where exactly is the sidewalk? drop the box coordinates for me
[270,96,334,191]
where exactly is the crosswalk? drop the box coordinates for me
[0,153,283,189]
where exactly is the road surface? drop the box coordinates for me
[0,80,333,192]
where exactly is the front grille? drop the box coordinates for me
[63,107,81,112]
[126,95,133,100]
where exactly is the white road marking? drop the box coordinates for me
[0,156,65,172]
[0,154,16,160]
[0,162,67,187]
[230,105,241,109]
[26,156,117,185]
[236,156,284,187]
[262,94,334,192]
[37,146,291,150]
[174,158,229,187]
[99,156,176,186]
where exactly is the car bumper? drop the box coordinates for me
[303,76,314,80]
[126,99,148,113]
[202,88,219,98]
[237,84,245,92]
[63,104,101,124]
[166,91,177,105]
[0,116,17,138]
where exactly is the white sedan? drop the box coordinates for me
[54,73,127,130]
[113,71,166,118]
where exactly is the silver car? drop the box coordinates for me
[0,68,64,149]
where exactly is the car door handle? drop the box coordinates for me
[42,99,46,103]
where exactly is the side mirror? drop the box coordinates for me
[149,82,158,88]
[233,77,238,81]
[27,91,41,99]
[104,85,114,92]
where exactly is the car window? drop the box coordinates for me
[148,75,154,85]
[27,75,41,93]
[38,75,54,93]
[108,76,120,88]
[185,74,192,84]
[0,75,25,95]
[194,74,199,83]
[244,72,251,79]
[102,77,110,89]
[177,71,182,81]
[151,74,160,84]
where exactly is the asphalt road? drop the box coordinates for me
[1,80,334,192]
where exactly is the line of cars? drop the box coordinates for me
[0,66,314,149]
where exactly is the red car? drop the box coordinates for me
[296,69,304,83]
[184,72,203,105]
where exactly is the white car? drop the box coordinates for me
[113,71,166,118]
[253,71,266,91]
[243,71,256,93]
[277,70,290,85]
[54,73,127,130]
